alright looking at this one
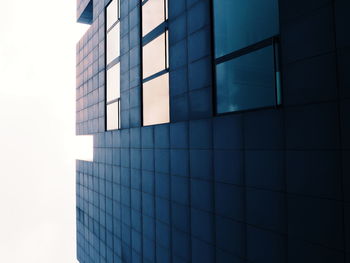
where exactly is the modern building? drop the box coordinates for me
[75,0,350,262]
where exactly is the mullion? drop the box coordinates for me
[215,37,276,65]
[142,21,167,46]
[118,0,120,20]
[142,69,168,83]
[164,0,168,20]
[165,28,168,69]
[107,20,120,34]
[106,57,121,71]
[273,40,282,106]
[106,98,120,106]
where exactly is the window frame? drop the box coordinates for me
[210,0,282,117]
[105,0,121,131]
[140,0,170,126]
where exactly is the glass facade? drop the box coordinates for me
[141,0,169,126]
[106,0,120,130]
[213,0,280,114]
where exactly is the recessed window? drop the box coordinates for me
[141,0,169,126]
[213,0,281,114]
[105,0,121,130]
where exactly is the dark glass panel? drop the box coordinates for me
[216,45,276,114]
[213,0,279,58]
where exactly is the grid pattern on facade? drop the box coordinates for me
[76,0,350,262]
[76,12,106,135]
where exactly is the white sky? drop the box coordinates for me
[0,0,89,262]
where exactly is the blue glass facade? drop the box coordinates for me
[76,0,350,262]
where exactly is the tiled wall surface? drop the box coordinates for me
[76,0,350,262]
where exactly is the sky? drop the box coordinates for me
[0,0,89,261]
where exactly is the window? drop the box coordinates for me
[141,0,169,126]
[143,73,169,125]
[142,0,167,37]
[213,0,281,114]
[106,0,121,130]
[142,32,167,79]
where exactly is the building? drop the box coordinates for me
[75,0,350,262]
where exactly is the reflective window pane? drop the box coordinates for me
[107,23,120,64]
[216,45,276,114]
[214,0,279,58]
[142,32,166,79]
[142,0,165,36]
[106,0,119,29]
[107,101,119,130]
[107,63,120,102]
[143,73,169,126]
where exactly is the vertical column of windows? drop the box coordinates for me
[141,0,169,126]
[106,0,121,130]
